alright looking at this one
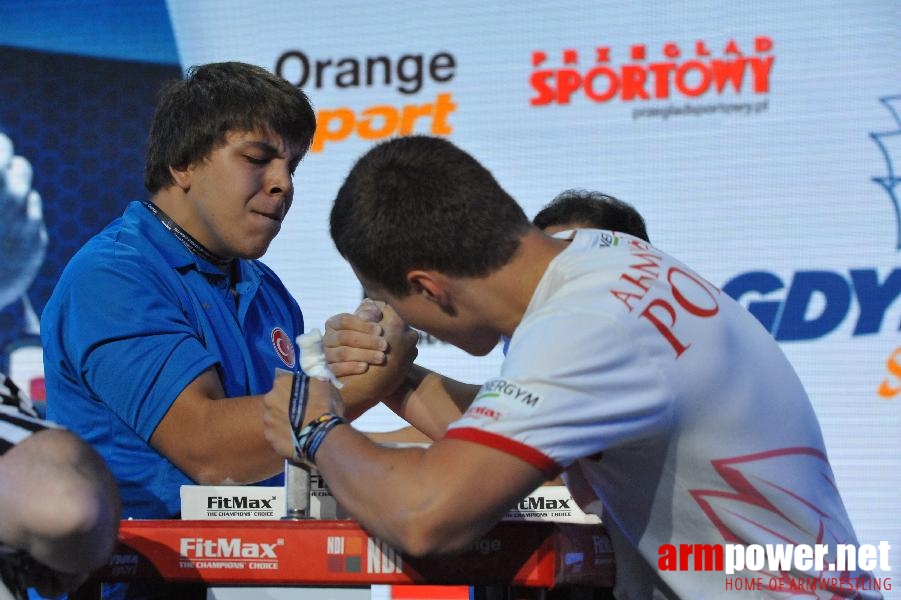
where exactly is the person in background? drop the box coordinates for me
[0,374,119,600]
[533,188,649,242]
[263,135,880,599]
[41,62,321,599]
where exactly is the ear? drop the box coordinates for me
[169,164,193,192]
[407,270,448,306]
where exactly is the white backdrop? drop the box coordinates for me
[165,0,899,590]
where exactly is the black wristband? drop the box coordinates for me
[288,372,310,461]
[292,412,347,466]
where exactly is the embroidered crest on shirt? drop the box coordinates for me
[271,327,296,368]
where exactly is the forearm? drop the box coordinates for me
[151,374,287,485]
[365,425,432,445]
[183,398,285,485]
[263,376,546,556]
[382,365,479,440]
[313,427,504,556]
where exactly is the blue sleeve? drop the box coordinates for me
[56,255,217,441]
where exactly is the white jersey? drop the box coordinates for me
[446,230,879,599]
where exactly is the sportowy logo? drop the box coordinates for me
[530,36,774,108]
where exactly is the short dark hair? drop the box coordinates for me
[144,62,317,193]
[330,136,531,296]
[533,189,650,242]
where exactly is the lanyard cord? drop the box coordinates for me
[143,201,233,268]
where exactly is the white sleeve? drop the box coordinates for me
[445,311,673,472]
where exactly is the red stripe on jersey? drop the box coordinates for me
[445,427,562,479]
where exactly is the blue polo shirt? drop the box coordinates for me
[41,201,303,518]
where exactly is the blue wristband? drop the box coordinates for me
[292,411,347,466]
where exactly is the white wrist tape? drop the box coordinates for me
[297,328,344,389]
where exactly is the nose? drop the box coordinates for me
[266,162,294,197]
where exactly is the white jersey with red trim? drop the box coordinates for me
[445,229,880,599]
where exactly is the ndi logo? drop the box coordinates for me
[325,535,403,574]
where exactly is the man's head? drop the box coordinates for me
[331,136,532,355]
[533,189,650,242]
[331,135,531,298]
[143,62,317,260]
[143,62,316,194]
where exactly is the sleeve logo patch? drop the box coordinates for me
[477,378,542,409]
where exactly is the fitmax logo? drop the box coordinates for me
[517,496,572,510]
[207,496,276,509]
[180,538,284,559]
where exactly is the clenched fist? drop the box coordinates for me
[324,299,420,419]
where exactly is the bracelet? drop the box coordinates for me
[287,371,347,465]
[288,372,310,436]
[292,412,347,466]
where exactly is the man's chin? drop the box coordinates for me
[460,336,502,357]
[238,240,275,260]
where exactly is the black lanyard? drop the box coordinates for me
[143,201,233,268]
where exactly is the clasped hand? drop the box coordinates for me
[263,299,419,461]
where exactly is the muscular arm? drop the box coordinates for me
[150,368,285,485]
[365,425,432,445]
[263,377,546,556]
[382,365,479,440]
[318,430,545,556]
[0,429,120,590]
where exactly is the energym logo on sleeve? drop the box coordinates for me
[275,50,458,152]
[529,36,774,107]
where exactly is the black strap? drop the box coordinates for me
[143,201,233,267]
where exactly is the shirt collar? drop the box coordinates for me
[127,201,233,276]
